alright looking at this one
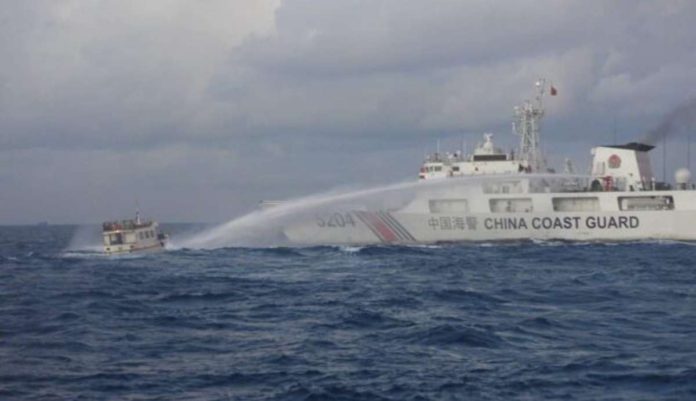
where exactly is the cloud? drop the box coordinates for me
[0,0,280,150]
[236,0,598,75]
[210,0,696,139]
[1,0,695,223]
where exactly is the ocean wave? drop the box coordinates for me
[3,225,696,400]
[402,324,506,348]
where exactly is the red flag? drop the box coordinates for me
[550,85,558,96]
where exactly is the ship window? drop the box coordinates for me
[434,166,442,172]
[429,199,469,213]
[452,166,460,172]
[553,197,599,212]
[618,196,674,211]
[109,233,123,245]
[482,181,525,194]
[473,154,507,161]
[139,232,144,240]
[489,198,533,213]
[150,230,155,238]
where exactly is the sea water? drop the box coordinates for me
[1,225,696,400]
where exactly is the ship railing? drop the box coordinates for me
[424,152,468,163]
[102,220,154,232]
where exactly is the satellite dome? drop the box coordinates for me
[675,168,691,185]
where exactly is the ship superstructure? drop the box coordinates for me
[418,79,552,181]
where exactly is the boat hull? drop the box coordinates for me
[285,210,696,244]
[104,242,167,255]
[284,190,696,245]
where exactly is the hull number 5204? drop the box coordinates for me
[316,213,356,228]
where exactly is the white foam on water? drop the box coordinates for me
[337,245,364,253]
[60,250,106,259]
[407,244,443,249]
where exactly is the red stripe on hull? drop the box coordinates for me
[366,213,398,242]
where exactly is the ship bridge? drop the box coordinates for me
[419,134,524,180]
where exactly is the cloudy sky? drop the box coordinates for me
[1,0,695,224]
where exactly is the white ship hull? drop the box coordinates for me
[104,241,167,255]
[284,190,696,244]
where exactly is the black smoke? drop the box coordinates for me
[641,98,696,145]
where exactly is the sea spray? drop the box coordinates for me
[180,173,588,249]
[65,224,104,252]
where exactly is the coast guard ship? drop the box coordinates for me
[281,80,696,244]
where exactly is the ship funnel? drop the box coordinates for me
[591,142,655,191]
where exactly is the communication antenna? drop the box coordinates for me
[135,199,141,224]
[688,133,692,172]
[663,134,667,183]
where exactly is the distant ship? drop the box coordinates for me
[102,212,168,254]
[278,79,696,244]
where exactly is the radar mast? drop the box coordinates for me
[513,79,548,172]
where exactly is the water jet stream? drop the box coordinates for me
[178,173,589,249]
